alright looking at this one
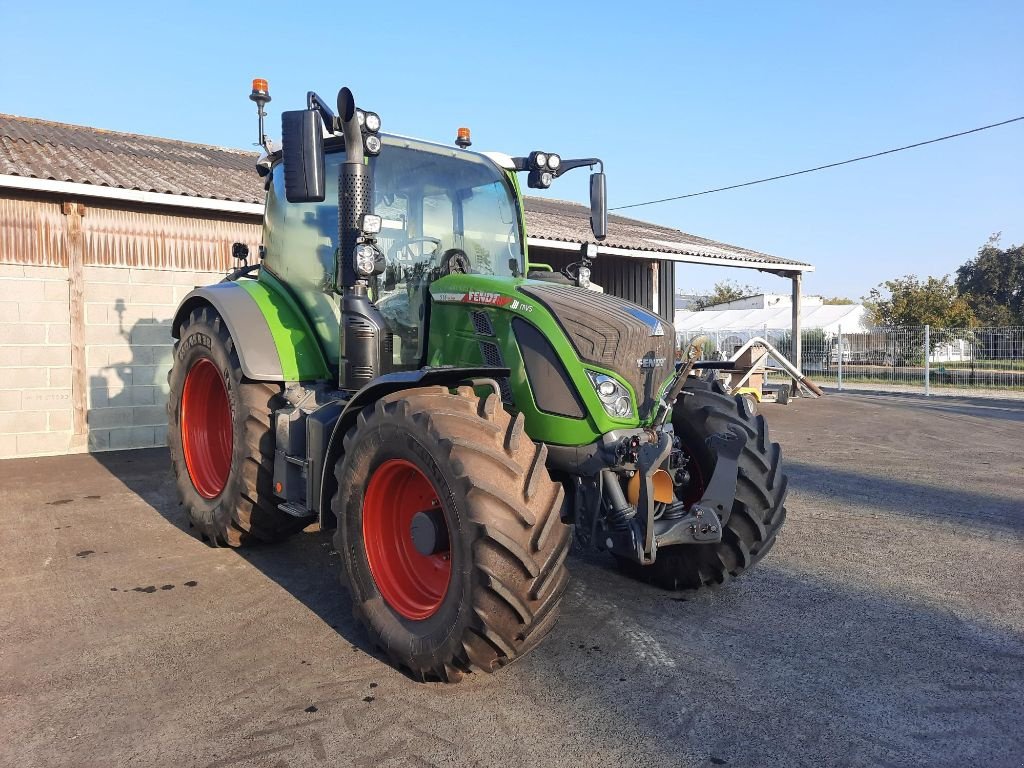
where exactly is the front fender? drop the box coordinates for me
[317,367,510,526]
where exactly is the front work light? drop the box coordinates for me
[547,153,561,170]
[364,111,381,133]
[577,265,592,289]
[586,371,633,419]
[365,134,382,155]
[360,214,382,235]
[354,243,379,276]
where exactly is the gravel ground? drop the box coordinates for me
[1,391,1022,768]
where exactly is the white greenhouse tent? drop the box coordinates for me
[674,303,869,338]
[674,303,870,371]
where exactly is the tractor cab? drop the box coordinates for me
[263,135,525,369]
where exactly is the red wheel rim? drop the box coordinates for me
[181,358,233,499]
[363,459,451,621]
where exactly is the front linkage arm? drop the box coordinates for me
[652,426,746,552]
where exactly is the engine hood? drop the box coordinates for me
[518,282,675,419]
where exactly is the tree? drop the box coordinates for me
[863,274,976,328]
[955,234,1024,326]
[821,296,855,305]
[692,279,757,310]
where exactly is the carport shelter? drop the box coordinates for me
[0,114,812,459]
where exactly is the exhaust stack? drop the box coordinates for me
[335,87,391,391]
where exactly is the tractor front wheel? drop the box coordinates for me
[618,376,788,590]
[167,305,309,546]
[333,386,571,682]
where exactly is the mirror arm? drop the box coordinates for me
[306,91,339,133]
[509,157,603,176]
[552,158,602,178]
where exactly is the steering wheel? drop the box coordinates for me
[440,248,472,275]
[391,236,441,263]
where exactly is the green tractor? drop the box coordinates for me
[167,82,787,682]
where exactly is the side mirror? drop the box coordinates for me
[590,171,607,241]
[281,109,325,203]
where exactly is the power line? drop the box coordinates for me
[610,115,1024,211]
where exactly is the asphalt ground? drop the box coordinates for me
[1,391,1022,768]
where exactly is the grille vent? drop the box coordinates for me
[479,340,504,367]
[478,340,512,404]
[470,310,495,336]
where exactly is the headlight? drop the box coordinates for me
[586,371,633,419]
[354,243,378,276]
[547,153,561,170]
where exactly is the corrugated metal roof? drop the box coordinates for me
[0,114,811,271]
[525,197,810,270]
[0,114,261,204]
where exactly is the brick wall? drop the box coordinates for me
[0,263,222,459]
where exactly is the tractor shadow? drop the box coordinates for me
[90,446,380,657]
[85,300,175,452]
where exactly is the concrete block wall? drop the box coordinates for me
[0,263,222,458]
[82,265,222,454]
[0,264,76,458]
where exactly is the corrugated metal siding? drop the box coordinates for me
[0,193,262,272]
[529,247,675,323]
[82,204,261,272]
[0,195,66,266]
[659,260,675,324]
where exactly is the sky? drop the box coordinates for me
[2,1,1021,300]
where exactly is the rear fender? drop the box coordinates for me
[172,279,330,382]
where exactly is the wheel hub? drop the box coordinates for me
[410,508,448,556]
[362,459,451,621]
[181,358,233,499]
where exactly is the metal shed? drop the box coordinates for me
[0,114,814,459]
[522,196,814,367]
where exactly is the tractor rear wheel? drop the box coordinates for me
[618,376,787,590]
[167,305,309,546]
[333,386,571,682]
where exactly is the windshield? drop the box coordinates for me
[262,136,523,368]
[371,136,523,277]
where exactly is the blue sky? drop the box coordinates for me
[2,1,1021,299]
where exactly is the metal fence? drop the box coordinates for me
[678,326,1024,396]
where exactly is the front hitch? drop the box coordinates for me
[652,426,747,550]
[611,425,746,564]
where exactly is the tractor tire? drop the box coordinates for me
[333,385,571,682]
[167,305,309,547]
[618,377,787,590]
